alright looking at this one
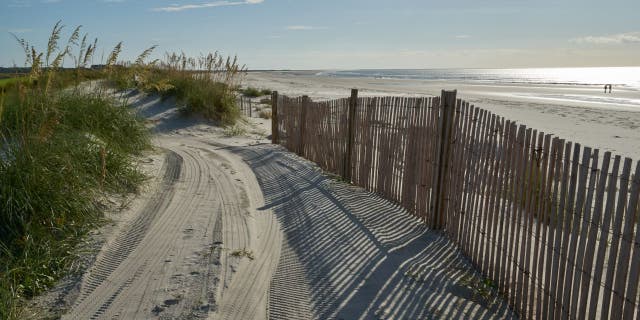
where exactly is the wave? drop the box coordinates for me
[319,67,640,90]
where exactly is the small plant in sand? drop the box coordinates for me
[258,110,272,119]
[241,87,271,98]
[230,248,255,260]
[223,124,247,137]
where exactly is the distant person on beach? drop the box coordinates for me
[604,84,612,93]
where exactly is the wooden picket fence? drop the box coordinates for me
[237,96,253,117]
[270,90,640,319]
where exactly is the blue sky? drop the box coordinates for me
[1,0,639,69]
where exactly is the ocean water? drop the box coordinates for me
[319,67,640,91]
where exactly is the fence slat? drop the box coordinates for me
[470,111,490,259]
[611,160,640,319]
[519,129,538,315]
[622,161,640,320]
[531,133,551,319]
[569,149,599,318]
[461,106,480,246]
[541,138,560,319]
[454,103,474,240]
[588,155,621,319]
[601,158,633,319]
[511,127,531,306]
[492,120,513,284]
[498,122,517,293]
[560,146,592,318]
[547,139,569,319]
[485,115,500,262]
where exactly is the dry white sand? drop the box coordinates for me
[245,71,640,160]
[51,90,516,319]
[60,92,281,320]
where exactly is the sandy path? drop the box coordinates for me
[61,93,281,319]
[227,144,516,319]
[60,91,514,319]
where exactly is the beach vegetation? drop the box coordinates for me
[258,110,272,119]
[230,248,255,260]
[223,124,247,137]
[241,87,270,97]
[107,51,247,125]
[0,22,149,319]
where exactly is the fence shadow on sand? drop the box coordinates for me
[225,143,515,320]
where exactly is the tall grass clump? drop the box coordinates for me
[241,87,271,97]
[0,22,149,319]
[107,51,247,125]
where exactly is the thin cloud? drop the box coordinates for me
[153,0,263,12]
[7,28,33,33]
[286,26,327,31]
[571,32,640,44]
[455,35,470,39]
[8,0,32,7]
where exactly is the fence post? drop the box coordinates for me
[299,95,309,156]
[271,91,278,144]
[432,90,457,230]
[344,89,358,181]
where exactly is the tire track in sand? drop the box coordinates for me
[63,138,282,320]
[73,151,182,306]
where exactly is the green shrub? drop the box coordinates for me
[171,76,239,124]
[241,87,269,97]
[259,110,272,119]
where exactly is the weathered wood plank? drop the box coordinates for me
[554,142,580,318]
[500,122,519,293]
[492,120,513,284]
[532,133,552,320]
[510,126,532,311]
[622,160,640,319]
[518,129,538,315]
[546,139,569,319]
[588,155,621,319]
[560,146,592,318]
[601,158,633,319]
[569,149,599,319]
[473,113,496,264]
[460,107,481,246]
[611,159,640,319]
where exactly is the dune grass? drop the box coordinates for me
[0,22,150,319]
[107,51,247,125]
[241,87,271,98]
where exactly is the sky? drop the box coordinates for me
[1,0,639,69]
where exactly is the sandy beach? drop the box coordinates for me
[245,71,640,160]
